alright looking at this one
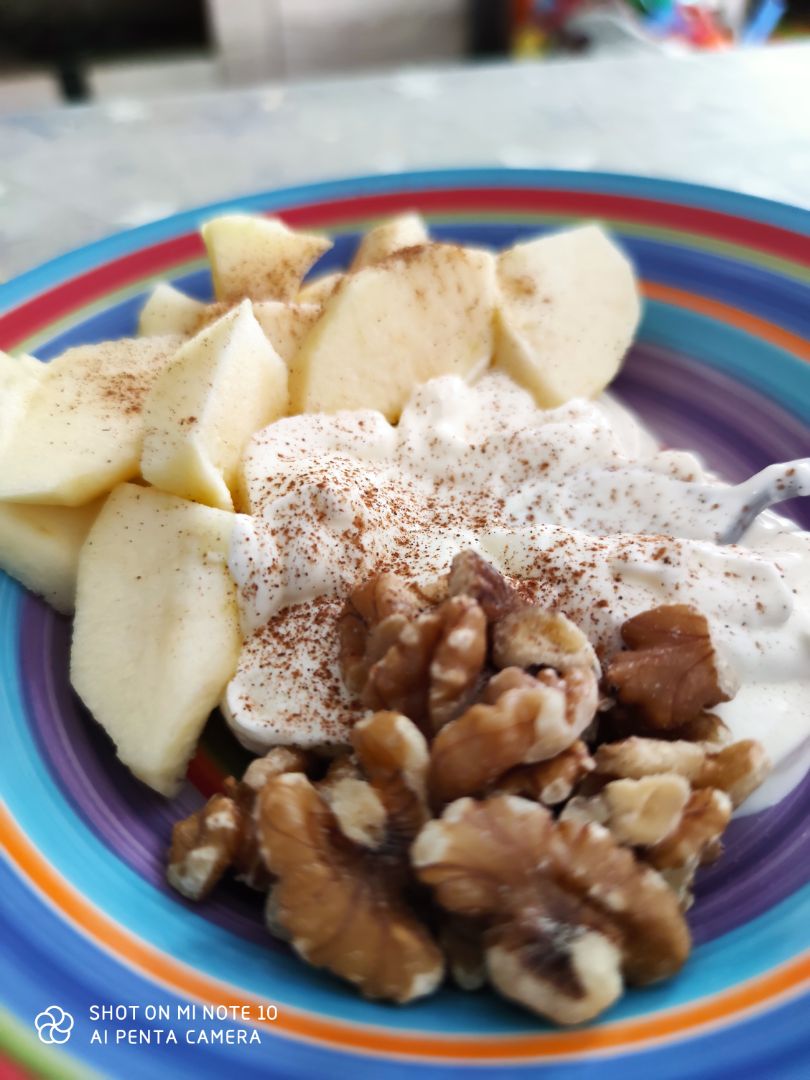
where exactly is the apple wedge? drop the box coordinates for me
[290,243,497,421]
[202,214,332,303]
[155,297,319,366]
[0,498,105,613]
[0,336,182,506]
[252,300,321,365]
[494,224,641,407]
[141,301,288,511]
[298,271,343,304]
[350,212,429,270]
[71,483,242,796]
[1,350,45,454]
[138,282,205,336]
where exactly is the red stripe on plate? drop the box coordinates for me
[0,234,204,350]
[1,186,806,351]
[278,189,810,265]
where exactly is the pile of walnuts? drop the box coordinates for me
[167,551,769,1025]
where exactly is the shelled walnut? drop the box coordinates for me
[351,711,431,846]
[692,740,770,807]
[646,788,732,873]
[227,747,314,889]
[343,553,600,748]
[561,775,692,848]
[493,605,600,676]
[318,711,431,856]
[361,597,488,733]
[338,573,423,695]
[412,795,689,1024]
[167,746,312,898]
[561,773,736,910]
[646,787,733,907]
[429,666,598,805]
[360,607,442,725]
[594,735,769,808]
[446,549,518,622]
[427,596,488,730]
[257,772,444,1003]
[166,552,773,1027]
[606,605,739,729]
[167,794,242,901]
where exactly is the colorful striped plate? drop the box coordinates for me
[1,170,809,1080]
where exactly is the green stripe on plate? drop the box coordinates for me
[0,1008,105,1080]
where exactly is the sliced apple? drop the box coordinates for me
[290,243,497,421]
[494,224,641,407]
[71,483,242,796]
[141,301,288,511]
[201,214,332,303]
[0,349,43,390]
[138,283,205,337]
[350,213,429,270]
[160,297,319,366]
[251,300,321,366]
[1,350,45,454]
[298,271,343,304]
[0,336,182,506]
[0,498,105,613]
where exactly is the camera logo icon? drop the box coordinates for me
[34,1005,74,1044]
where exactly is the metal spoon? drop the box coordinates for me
[717,458,810,544]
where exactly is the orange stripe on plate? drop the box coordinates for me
[2,807,809,1061]
[643,281,810,364]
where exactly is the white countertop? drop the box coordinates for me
[1,43,808,281]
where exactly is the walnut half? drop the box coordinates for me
[446,549,517,622]
[351,711,431,848]
[338,573,422,695]
[167,794,242,901]
[361,596,488,734]
[167,747,313,899]
[258,773,444,1003]
[561,772,713,852]
[606,605,739,729]
[412,795,690,1024]
[320,711,432,856]
[595,735,769,808]
[429,666,598,805]
[493,605,600,677]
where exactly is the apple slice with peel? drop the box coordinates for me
[141,301,288,511]
[350,213,429,270]
[138,283,205,336]
[298,271,342,304]
[202,214,332,303]
[494,224,641,407]
[290,243,497,421]
[0,336,182,506]
[71,483,242,796]
[0,498,105,613]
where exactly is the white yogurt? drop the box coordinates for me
[224,373,810,812]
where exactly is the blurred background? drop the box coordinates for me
[0,0,806,109]
[0,1,807,280]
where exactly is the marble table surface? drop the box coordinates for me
[1,43,808,282]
